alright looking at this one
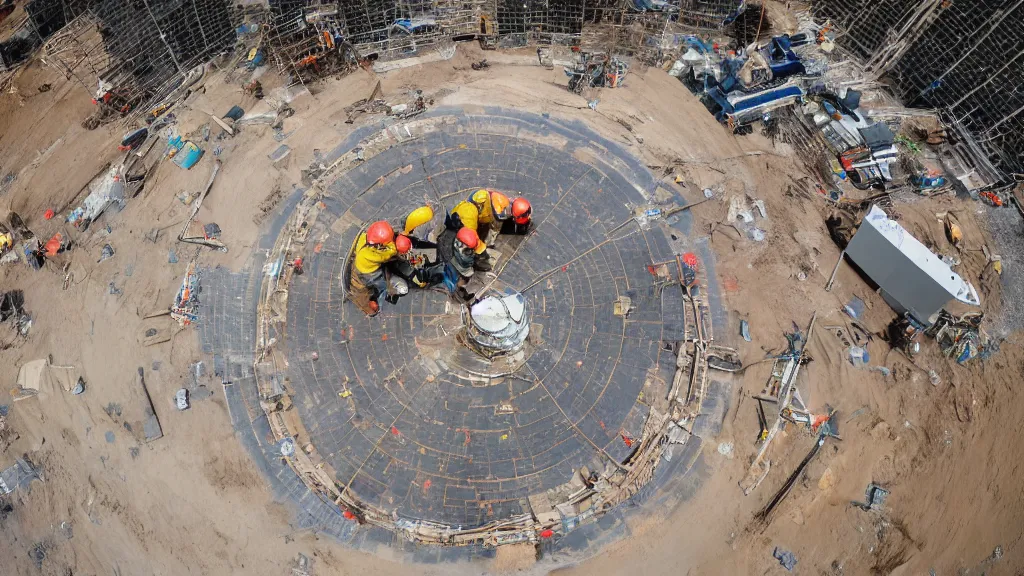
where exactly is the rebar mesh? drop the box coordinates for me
[813,0,1024,176]
[17,0,741,123]
[811,0,919,61]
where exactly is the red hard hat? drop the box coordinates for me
[366,221,394,245]
[395,235,412,254]
[456,227,479,250]
[511,197,532,224]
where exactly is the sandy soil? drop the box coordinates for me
[0,40,1020,576]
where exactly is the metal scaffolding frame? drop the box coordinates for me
[813,0,1024,178]
[14,0,746,121]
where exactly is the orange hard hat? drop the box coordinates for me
[456,227,479,250]
[490,192,511,220]
[366,221,394,245]
[511,197,532,224]
[395,234,412,254]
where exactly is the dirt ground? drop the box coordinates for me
[0,40,1021,576]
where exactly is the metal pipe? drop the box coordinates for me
[825,249,844,292]
[141,0,184,75]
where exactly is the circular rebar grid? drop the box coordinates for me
[284,109,693,532]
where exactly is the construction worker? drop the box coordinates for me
[460,188,511,237]
[436,226,481,301]
[447,189,510,271]
[387,205,446,289]
[392,232,445,290]
[500,197,532,235]
[396,205,438,250]
[350,221,401,316]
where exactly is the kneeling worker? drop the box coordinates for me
[436,226,482,301]
[351,221,405,316]
[391,205,447,289]
[447,189,511,271]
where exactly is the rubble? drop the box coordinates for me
[852,483,890,512]
[66,166,126,230]
[0,457,40,495]
[773,547,797,571]
[927,311,989,365]
[11,358,82,401]
[175,389,190,411]
[0,290,28,333]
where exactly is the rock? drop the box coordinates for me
[871,421,892,441]
[717,441,734,458]
[818,467,835,490]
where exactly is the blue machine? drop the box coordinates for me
[707,82,804,125]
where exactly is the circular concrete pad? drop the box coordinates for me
[285,109,693,530]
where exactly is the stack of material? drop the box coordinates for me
[11,359,82,401]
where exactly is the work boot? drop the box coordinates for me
[385,293,400,305]
[455,287,475,302]
[367,301,379,317]
[473,252,493,272]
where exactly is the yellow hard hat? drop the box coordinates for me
[471,189,490,208]
[0,232,10,251]
[404,205,434,234]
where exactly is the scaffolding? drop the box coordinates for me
[813,0,1024,178]
[26,0,233,125]
[18,0,745,125]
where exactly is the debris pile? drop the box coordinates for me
[564,50,628,94]
[927,311,992,365]
[66,165,126,230]
[0,290,30,338]
[671,27,827,130]
[171,257,202,327]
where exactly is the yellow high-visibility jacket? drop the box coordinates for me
[353,233,397,275]
[450,201,487,254]
[451,201,479,231]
